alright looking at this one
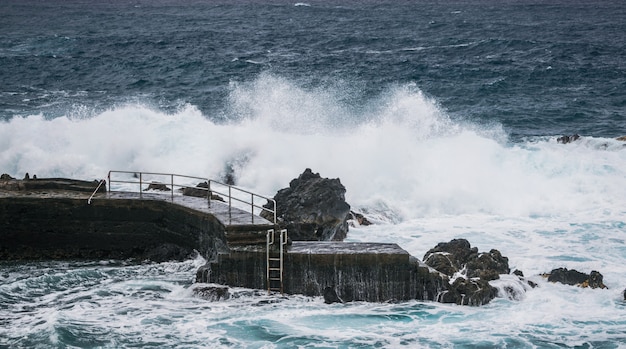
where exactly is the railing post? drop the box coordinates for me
[171,174,174,201]
[251,194,254,223]
[139,172,143,199]
[107,171,111,193]
[228,185,232,215]
[208,180,212,208]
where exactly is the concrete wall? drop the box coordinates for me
[0,197,229,261]
[198,242,447,302]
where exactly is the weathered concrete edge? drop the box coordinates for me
[197,242,447,303]
[0,195,229,262]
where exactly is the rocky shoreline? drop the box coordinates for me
[0,170,619,305]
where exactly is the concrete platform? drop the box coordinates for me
[288,242,409,255]
[97,191,275,230]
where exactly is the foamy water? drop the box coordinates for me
[2,75,626,347]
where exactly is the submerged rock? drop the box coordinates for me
[142,243,195,263]
[323,286,344,304]
[192,284,230,301]
[348,211,372,227]
[439,278,498,306]
[557,134,581,144]
[544,268,607,289]
[261,168,351,241]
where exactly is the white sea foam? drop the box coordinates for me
[2,74,626,347]
[1,75,625,221]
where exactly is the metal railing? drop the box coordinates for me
[87,179,107,205]
[91,170,276,224]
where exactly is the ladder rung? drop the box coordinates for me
[268,257,281,261]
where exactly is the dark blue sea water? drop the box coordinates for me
[2,0,625,138]
[2,1,626,348]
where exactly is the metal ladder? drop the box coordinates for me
[266,229,288,294]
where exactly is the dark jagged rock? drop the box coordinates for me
[545,268,607,289]
[423,239,510,280]
[1,173,15,180]
[557,134,581,144]
[144,182,171,191]
[466,249,510,279]
[192,284,230,301]
[439,277,499,306]
[323,286,344,304]
[181,181,225,202]
[260,169,351,241]
[512,269,537,288]
[423,239,512,306]
[142,243,195,262]
[617,136,626,141]
[423,239,477,276]
[348,211,372,227]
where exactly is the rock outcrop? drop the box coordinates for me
[543,268,607,289]
[261,169,350,241]
[423,239,512,306]
[348,211,372,227]
[557,134,581,144]
[192,284,230,301]
[180,181,225,202]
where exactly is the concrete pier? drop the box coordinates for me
[1,176,446,303]
[198,241,443,302]
[0,177,272,261]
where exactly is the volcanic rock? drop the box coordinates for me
[557,134,581,144]
[192,284,230,301]
[423,239,513,306]
[260,168,351,241]
[439,277,499,306]
[181,181,225,201]
[144,182,170,191]
[544,268,607,289]
[323,286,344,304]
[348,211,372,226]
[1,173,15,180]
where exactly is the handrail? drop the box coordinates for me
[87,179,107,205]
[208,179,277,225]
[104,170,277,224]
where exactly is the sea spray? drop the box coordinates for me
[1,76,626,224]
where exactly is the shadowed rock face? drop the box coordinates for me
[261,169,350,241]
[423,239,512,306]
[545,268,607,289]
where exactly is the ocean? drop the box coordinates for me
[1,0,626,347]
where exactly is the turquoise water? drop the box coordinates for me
[1,258,625,348]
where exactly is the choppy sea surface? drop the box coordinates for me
[1,0,626,347]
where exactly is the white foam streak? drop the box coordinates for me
[2,76,626,226]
